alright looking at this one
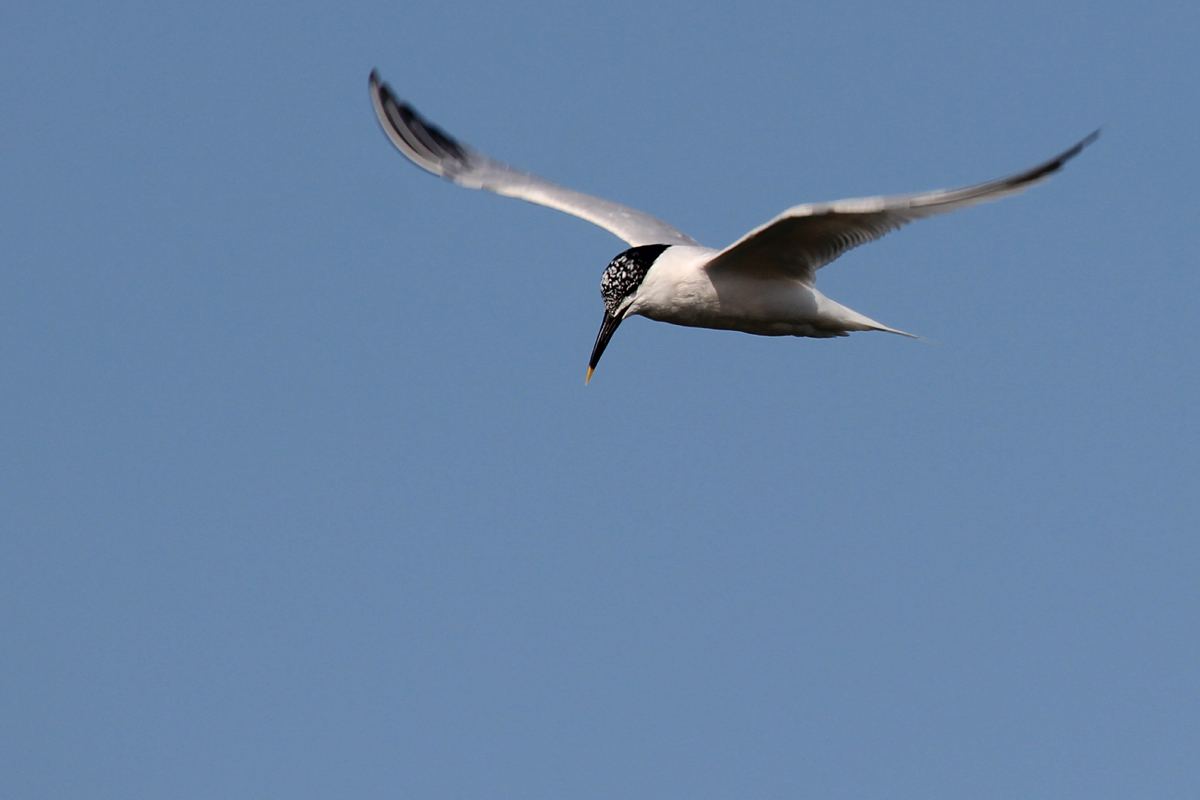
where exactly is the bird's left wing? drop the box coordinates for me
[706,131,1099,285]
[369,71,699,248]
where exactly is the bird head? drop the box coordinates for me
[587,244,671,383]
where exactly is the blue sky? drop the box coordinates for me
[2,1,1198,798]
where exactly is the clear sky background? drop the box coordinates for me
[2,1,1198,798]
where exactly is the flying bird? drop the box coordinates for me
[368,71,1096,383]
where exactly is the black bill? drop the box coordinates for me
[586,310,624,384]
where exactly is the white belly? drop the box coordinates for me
[627,246,872,337]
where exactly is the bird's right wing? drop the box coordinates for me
[369,71,699,249]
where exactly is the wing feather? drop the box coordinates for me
[707,131,1099,284]
[369,71,698,248]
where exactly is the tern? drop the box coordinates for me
[369,71,1097,383]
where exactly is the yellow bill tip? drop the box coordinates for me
[585,366,594,385]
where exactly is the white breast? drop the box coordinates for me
[628,245,840,336]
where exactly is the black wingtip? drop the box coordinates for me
[369,69,391,102]
[370,71,408,116]
[1065,128,1101,162]
[1019,128,1101,185]
[367,71,472,172]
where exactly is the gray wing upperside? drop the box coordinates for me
[369,71,699,248]
[706,131,1099,285]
